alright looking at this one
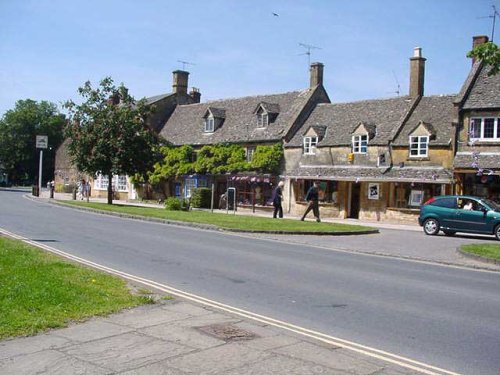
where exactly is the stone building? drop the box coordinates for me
[158,63,330,209]
[453,36,500,202]
[283,48,455,222]
[54,70,200,199]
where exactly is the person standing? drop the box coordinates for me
[301,181,321,222]
[272,181,284,218]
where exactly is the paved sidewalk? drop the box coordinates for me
[0,299,422,375]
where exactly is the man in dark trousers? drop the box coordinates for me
[272,181,284,218]
[301,181,321,222]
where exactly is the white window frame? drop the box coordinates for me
[246,146,256,162]
[185,178,197,198]
[409,135,428,157]
[204,116,215,133]
[352,134,368,154]
[303,136,318,155]
[94,174,128,192]
[470,117,500,141]
[257,112,268,128]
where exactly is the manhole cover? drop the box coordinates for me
[196,323,258,342]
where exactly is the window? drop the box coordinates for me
[431,197,456,209]
[469,118,500,140]
[246,147,256,162]
[94,174,128,191]
[409,135,428,157]
[352,135,368,154]
[303,136,318,155]
[204,116,215,132]
[257,113,268,128]
[185,178,196,198]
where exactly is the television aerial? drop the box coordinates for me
[478,5,500,42]
[298,43,322,66]
[177,60,196,70]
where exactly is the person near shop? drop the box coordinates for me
[272,181,284,218]
[301,181,321,222]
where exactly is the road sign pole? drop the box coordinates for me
[38,149,43,196]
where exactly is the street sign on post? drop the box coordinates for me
[36,135,48,197]
[36,135,48,149]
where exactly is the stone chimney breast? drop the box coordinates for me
[190,87,201,103]
[471,35,489,65]
[309,62,324,88]
[172,70,189,95]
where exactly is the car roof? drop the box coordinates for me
[435,195,482,200]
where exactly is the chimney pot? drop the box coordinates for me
[189,87,201,103]
[413,47,422,58]
[309,62,324,88]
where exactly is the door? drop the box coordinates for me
[349,183,361,219]
[454,199,490,233]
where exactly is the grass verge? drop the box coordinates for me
[0,236,154,339]
[61,201,375,233]
[460,243,500,261]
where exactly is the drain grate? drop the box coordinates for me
[196,323,258,342]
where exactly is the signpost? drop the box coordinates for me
[36,135,48,196]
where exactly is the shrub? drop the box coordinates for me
[190,187,212,208]
[165,197,190,211]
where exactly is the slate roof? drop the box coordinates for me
[206,107,226,118]
[285,165,453,183]
[286,97,416,147]
[462,63,500,109]
[392,95,455,146]
[454,153,500,169]
[144,93,174,105]
[160,89,316,145]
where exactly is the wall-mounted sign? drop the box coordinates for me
[36,135,48,149]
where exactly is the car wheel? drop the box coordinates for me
[443,230,456,236]
[495,224,500,241]
[423,218,440,235]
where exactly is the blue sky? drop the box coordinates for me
[0,0,498,116]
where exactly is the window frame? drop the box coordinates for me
[204,116,215,133]
[469,117,500,141]
[246,146,256,162]
[409,135,429,157]
[257,112,268,128]
[352,134,368,154]
[303,136,318,155]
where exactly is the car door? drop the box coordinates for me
[454,199,490,233]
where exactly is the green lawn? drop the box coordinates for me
[460,243,500,261]
[0,236,154,339]
[61,201,375,233]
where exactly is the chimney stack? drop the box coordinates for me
[471,35,489,65]
[172,70,189,95]
[409,47,426,98]
[190,87,201,103]
[309,62,324,88]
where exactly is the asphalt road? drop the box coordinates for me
[1,190,499,375]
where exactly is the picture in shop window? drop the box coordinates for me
[368,183,379,200]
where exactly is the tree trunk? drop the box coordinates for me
[107,173,113,205]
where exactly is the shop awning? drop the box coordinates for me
[285,165,453,184]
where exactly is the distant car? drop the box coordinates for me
[418,195,500,240]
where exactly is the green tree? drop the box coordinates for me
[250,143,283,174]
[468,42,500,76]
[0,100,65,184]
[64,77,159,204]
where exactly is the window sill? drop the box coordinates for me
[407,157,430,161]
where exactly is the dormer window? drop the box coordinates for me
[204,116,215,133]
[257,112,268,128]
[352,134,368,154]
[409,135,428,157]
[303,136,318,155]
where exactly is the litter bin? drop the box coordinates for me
[32,185,39,197]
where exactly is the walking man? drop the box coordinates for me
[272,181,284,218]
[301,181,321,222]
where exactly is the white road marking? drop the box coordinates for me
[1,227,460,375]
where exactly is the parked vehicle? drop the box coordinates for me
[418,195,500,240]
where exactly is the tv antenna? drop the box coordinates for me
[391,70,401,97]
[478,5,500,42]
[177,60,196,70]
[298,43,322,66]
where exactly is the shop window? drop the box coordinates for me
[295,180,338,203]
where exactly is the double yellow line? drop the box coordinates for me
[0,227,459,375]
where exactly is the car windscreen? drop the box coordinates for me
[482,198,500,211]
